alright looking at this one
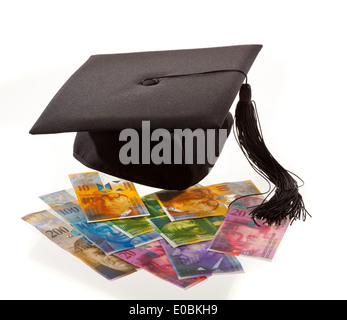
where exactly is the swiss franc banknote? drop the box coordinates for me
[142,193,169,218]
[22,210,137,280]
[40,190,161,255]
[155,180,260,221]
[108,218,154,238]
[147,215,224,247]
[208,196,290,260]
[114,240,206,289]
[69,171,150,222]
[107,193,168,238]
[160,239,243,279]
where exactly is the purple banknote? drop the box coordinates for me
[160,239,243,279]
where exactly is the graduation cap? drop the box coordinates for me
[30,45,308,225]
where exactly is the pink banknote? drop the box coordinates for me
[208,196,290,260]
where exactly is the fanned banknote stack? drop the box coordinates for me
[22,171,290,289]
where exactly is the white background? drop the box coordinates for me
[1,0,346,300]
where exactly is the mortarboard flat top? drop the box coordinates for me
[30,45,262,134]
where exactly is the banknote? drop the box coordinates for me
[106,193,167,237]
[22,210,138,280]
[147,215,224,247]
[208,196,290,260]
[114,240,206,289]
[106,187,204,238]
[142,193,169,218]
[39,189,82,224]
[108,218,154,238]
[141,183,203,217]
[40,190,161,255]
[154,180,260,221]
[208,180,261,205]
[69,171,150,222]
[160,239,243,279]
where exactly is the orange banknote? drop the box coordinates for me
[155,180,261,221]
[69,171,150,223]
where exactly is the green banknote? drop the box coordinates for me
[22,210,138,280]
[147,215,224,247]
[142,193,169,218]
[108,218,154,238]
[107,193,166,237]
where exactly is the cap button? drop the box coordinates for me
[142,78,159,86]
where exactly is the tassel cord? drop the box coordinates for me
[233,86,310,225]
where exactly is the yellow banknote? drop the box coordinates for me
[155,180,260,221]
[69,171,150,223]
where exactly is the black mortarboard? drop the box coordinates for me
[30,45,308,225]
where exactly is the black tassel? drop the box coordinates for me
[233,83,310,226]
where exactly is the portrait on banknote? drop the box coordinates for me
[73,238,137,279]
[160,240,243,279]
[147,215,223,247]
[82,191,134,218]
[155,187,228,221]
[208,199,290,260]
[69,172,149,222]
